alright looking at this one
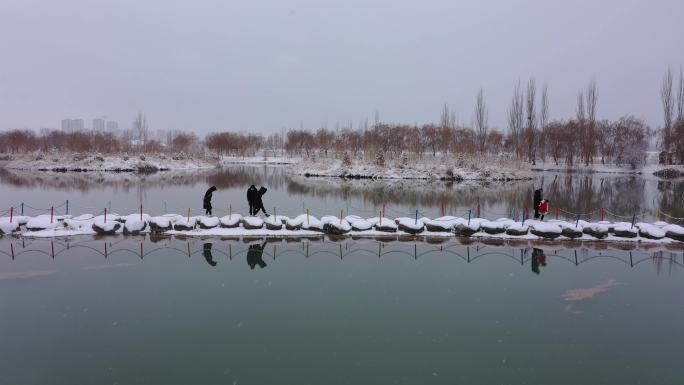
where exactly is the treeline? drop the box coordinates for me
[0,129,202,154]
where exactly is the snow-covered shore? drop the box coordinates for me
[290,156,533,181]
[2,212,683,247]
[2,153,219,172]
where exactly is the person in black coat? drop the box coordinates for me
[533,188,543,219]
[247,185,258,215]
[203,186,217,215]
[247,185,269,216]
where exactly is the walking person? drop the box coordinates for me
[247,185,258,215]
[203,186,217,216]
[533,188,543,219]
[538,199,550,221]
[253,186,269,216]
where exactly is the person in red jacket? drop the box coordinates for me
[538,199,550,220]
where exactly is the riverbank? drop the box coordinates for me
[1,153,219,172]
[290,156,533,181]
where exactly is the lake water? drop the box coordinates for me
[0,237,683,385]
[1,166,684,384]
[1,166,682,222]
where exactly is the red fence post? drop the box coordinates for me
[476,203,481,218]
[601,208,605,221]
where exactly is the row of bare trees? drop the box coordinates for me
[660,67,684,163]
[0,129,199,155]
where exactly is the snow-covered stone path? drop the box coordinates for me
[1,212,683,245]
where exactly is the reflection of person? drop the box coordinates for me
[203,186,217,215]
[247,241,268,269]
[531,247,546,274]
[247,186,269,216]
[533,188,543,219]
[203,242,217,267]
[538,199,549,221]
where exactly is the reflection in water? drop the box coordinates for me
[246,241,268,269]
[1,238,682,275]
[0,166,681,220]
[531,248,547,275]
[203,243,217,267]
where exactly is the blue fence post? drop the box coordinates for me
[467,209,472,226]
[631,213,636,229]
[522,209,526,225]
[575,214,580,228]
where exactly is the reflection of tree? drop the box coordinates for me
[203,243,216,267]
[658,180,684,220]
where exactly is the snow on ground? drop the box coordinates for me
[290,155,533,181]
[4,212,684,245]
[4,153,218,172]
[220,155,300,165]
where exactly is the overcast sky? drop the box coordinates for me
[1,0,683,134]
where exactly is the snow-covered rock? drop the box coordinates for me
[529,221,562,239]
[612,223,638,238]
[345,215,373,231]
[636,223,666,239]
[0,218,20,234]
[150,216,173,232]
[26,215,61,231]
[219,214,242,228]
[174,217,198,231]
[480,219,511,234]
[653,221,669,228]
[264,215,283,230]
[552,221,583,238]
[506,222,529,236]
[373,217,398,232]
[454,218,483,236]
[92,217,121,234]
[397,217,424,234]
[322,217,351,235]
[198,216,219,229]
[424,216,459,232]
[242,216,264,230]
[300,215,323,232]
[124,216,148,235]
[63,215,95,231]
[663,224,684,242]
[582,223,609,239]
[285,214,305,230]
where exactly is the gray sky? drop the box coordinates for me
[1,0,683,134]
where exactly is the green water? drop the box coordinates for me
[0,237,682,385]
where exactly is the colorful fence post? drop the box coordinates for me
[9,206,13,223]
[631,213,636,229]
[50,206,54,224]
[187,208,191,222]
[655,207,660,222]
[229,204,232,217]
[104,207,107,223]
[476,203,481,218]
[66,200,69,216]
[21,202,24,215]
[340,209,343,224]
[415,209,418,225]
[575,214,580,228]
[467,209,472,226]
[306,208,310,225]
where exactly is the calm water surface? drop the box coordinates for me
[1,167,684,384]
[0,237,683,385]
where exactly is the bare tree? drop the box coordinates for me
[474,88,488,154]
[661,67,674,152]
[524,78,537,163]
[440,104,451,129]
[576,91,585,122]
[507,81,524,159]
[539,84,549,161]
[584,80,598,165]
[677,67,684,123]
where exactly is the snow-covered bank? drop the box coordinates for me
[220,155,300,165]
[2,212,683,246]
[290,156,533,181]
[3,153,219,172]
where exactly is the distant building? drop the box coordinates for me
[71,119,84,132]
[93,118,105,132]
[61,119,72,133]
